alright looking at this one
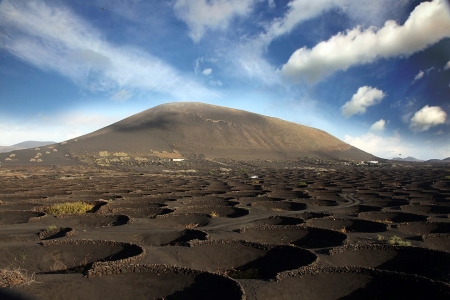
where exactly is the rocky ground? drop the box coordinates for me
[0,160,449,299]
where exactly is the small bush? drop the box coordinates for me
[46,201,95,215]
[377,235,411,246]
[298,181,308,187]
[209,211,219,218]
[47,225,58,230]
[0,267,36,288]
[388,236,411,246]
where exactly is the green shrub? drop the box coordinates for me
[378,235,411,246]
[46,201,94,215]
[388,236,411,246]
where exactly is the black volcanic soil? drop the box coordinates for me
[1,161,450,299]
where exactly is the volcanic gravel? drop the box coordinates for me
[0,162,449,299]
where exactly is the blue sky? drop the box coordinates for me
[1,0,449,160]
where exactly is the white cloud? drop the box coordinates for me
[410,105,447,132]
[0,0,216,101]
[344,131,408,159]
[413,70,424,82]
[341,86,385,118]
[202,68,212,75]
[262,0,339,42]
[0,111,124,146]
[173,0,255,42]
[444,61,450,71]
[345,130,450,160]
[370,119,386,132]
[282,0,450,83]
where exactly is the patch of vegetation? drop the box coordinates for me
[0,267,37,288]
[46,201,95,215]
[444,175,450,180]
[47,225,58,230]
[377,235,411,246]
[209,211,219,218]
[298,181,308,187]
[183,223,199,229]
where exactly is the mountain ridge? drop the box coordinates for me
[0,102,378,164]
[69,102,375,161]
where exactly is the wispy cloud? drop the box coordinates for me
[202,68,212,75]
[444,61,450,71]
[0,0,216,101]
[173,0,256,42]
[0,110,124,145]
[281,0,450,83]
[341,86,385,118]
[111,89,132,102]
[413,70,424,82]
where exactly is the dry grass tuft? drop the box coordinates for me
[209,211,219,218]
[184,223,199,229]
[46,201,95,215]
[0,267,37,288]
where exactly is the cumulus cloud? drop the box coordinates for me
[444,61,450,71]
[413,70,424,82]
[0,0,216,100]
[344,131,408,159]
[202,68,212,75]
[370,119,386,132]
[345,130,450,160]
[282,0,450,83]
[410,105,447,132]
[173,0,255,42]
[341,86,386,118]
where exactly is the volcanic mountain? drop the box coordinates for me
[0,102,376,164]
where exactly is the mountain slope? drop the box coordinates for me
[66,102,374,161]
[0,103,376,164]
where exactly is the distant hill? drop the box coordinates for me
[0,102,377,165]
[0,141,56,153]
[426,157,450,163]
[391,156,424,162]
[0,146,22,153]
[12,141,56,148]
